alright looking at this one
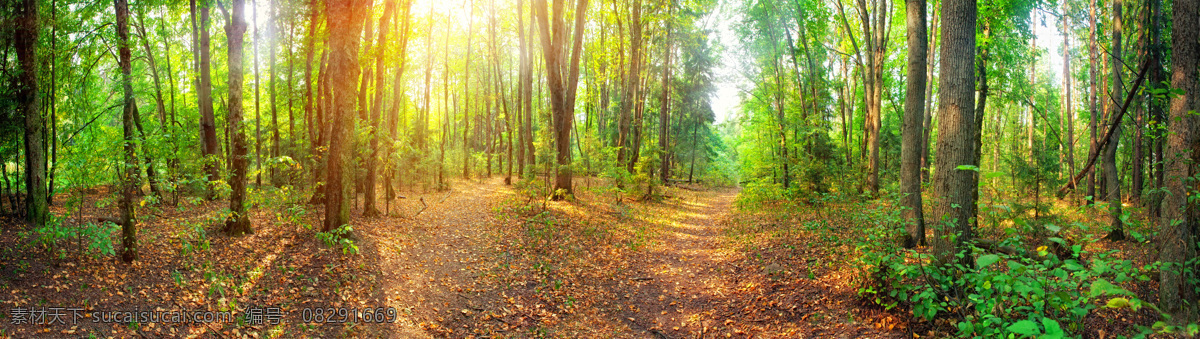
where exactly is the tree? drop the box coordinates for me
[617,0,644,175]
[195,0,220,200]
[929,0,976,262]
[115,0,139,262]
[323,0,368,232]
[534,0,588,200]
[658,3,673,185]
[225,0,252,235]
[1158,0,1198,321]
[1101,0,1124,240]
[900,0,926,247]
[16,0,47,228]
[364,0,397,217]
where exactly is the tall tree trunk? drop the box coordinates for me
[860,0,889,195]
[198,0,220,200]
[1087,0,1099,204]
[386,0,414,199]
[114,0,139,262]
[1158,0,1199,320]
[324,0,368,231]
[17,0,47,227]
[617,0,643,174]
[1149,0,1166,217]
[534,0,587,199]
[516,0,529,178]
[226,0,252,235]
[463,1,475,180]
[901,0,927,247]
[364,0,395,217]
[930,0,976,263]
[269,5,281,186]
[921,6,937,182]
[658,4,673,184]
[1102,0,1125,240]
[1063,10,1077,203]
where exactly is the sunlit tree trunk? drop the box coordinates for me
[196,0,220,200]
[534,0,588,199]
[323,0,367,232]
[617,0,643,175]
[225,0,252,235]
[901,0,927,247]
[930,0,976,263]
[364,0,396,217]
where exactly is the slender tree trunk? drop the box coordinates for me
[17,0,47,227]
[1149,0,1166,217]
[364,0,395,217]
[658,4,673,184]
[463,1,475,180]
[1087,0,1099,204]
[225,0,252,235]
[930,0,976,263]
[1158,0,1199,320]
[269,5,281,187]
[617,0,643,174]
[1102,0,1125,240]
[114,0,139,262]
[921,7,937,182]
[198,1,219,200]
[901,0,927,247]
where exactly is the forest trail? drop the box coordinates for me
[357,179,905,338]
[361,178,516,338]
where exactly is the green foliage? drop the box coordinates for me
[853,201,1158,337]
[317,224,359,255]
[28,215,120,259]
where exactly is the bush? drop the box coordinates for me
[853,205,1158,337]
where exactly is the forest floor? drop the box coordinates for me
[0,177,910,338]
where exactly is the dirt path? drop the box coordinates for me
[360,180,903,338]
[362,178,515,338]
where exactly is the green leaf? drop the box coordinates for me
[1106,297,1131,309]
[1007,320,1041,336]
[1044,224,1061,234]
[1041,318,1064,339]
[977,254,1002,268]
[956,165,980,172]
[1090,279,1115,298]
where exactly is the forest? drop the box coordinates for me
[0,0,1198,336]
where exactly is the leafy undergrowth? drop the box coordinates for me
[0,185,396,338]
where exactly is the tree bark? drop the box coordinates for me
[1158,0,1199,320]
[114,0,139,262]
[17,0,47,227]
[225,0,252,235]
[364,0,396,217]
[930,0,976,263]
[901,0,926,247]
[1102,0,1125,240]
[1087,0,1099,204]
[534,0,587,199]
[617,0,643,175]
[198,0,220,200]
[658,4,673,184]
[323,0,368,231]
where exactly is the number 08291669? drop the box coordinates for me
[300,307,398,323]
